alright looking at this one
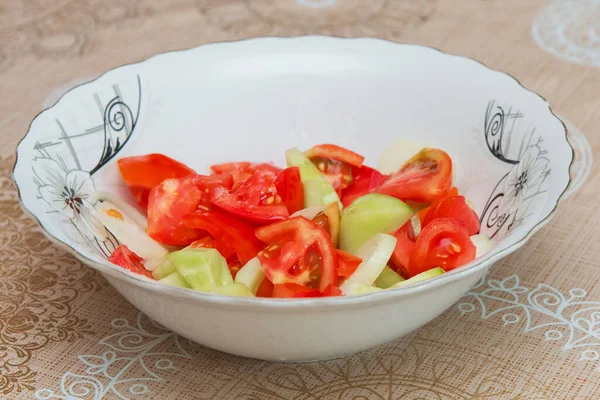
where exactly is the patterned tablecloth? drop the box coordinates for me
[1,0,599,399]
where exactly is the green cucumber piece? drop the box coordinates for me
[375,265,405,289]
[234,257,265,294]
[211,283,255,297]
[390,267,445,288]
[285,148,339,207]
[151,259,177,280]
[159,271,191,288]
[340,193,414,253]
[167,248,233,292]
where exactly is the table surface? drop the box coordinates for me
[1,1,599,399]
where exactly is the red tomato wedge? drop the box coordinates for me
[422,195,480,235]
[409,218,476,276]
[256,216,337,292]
[274,167,304,214]
[210,169,289,224]
[305,144,365,195]
[108,245,152,278]
[335,249,362,278]
[375,148,452,204]
[182,211,262,265]
[341,165,384,208]
[390,222,417,279]
[305,144,365,167]
[118,154,195,209]
[147,174,233,245]
[272,283,342,298]
[256,278,274,298]
[210,162,282,187]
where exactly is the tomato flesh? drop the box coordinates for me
[341,165,384,208]
[390,222,417,279]
[375,148,452,204]
[210,169,289,224]
[108,245,152,278]
[256,216,337,292]
[306,144,365,195]
[147,174,233,245]
[210,162,282,187]
[305,144,365,167]
[274,167,304,214]
[335,249,362,278]
[409,218,476,276]
[422,195,480,235]
[118,154,195,209]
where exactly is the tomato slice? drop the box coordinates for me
[341,165,384,208]
[210,169,289,224]
[182,211,262,265]
[274,167,304,214]
[272,283,342,298]
[422,195,480,235]
[256,216,337,292]
[375,148,452,204]
[409,218,476,276]
[108,245,152,278]
[210,162,282,187]
[335,249,362,278]
[305,144,365,167]
[305,145,365,195]
[147,174,233,245]
[390,222,417,278]
[118,154,195,209]
[256,278,274,298]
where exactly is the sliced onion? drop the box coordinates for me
[470,234,493,258]
[409,214,421,237]
[290,205,326,220]
[377,138,429,174]
[340,233,397,294]
[234,257,265,294]
[92,191,148,228]
[95,200,168,263]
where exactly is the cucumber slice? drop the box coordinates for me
[234,257,265,294]
[340,233,397,294]
[159,271,191,288]
[375,265,405,289]
[285,148,339,207]
[470,234,493,257]
[210,283,255,297]
[151,258,177,280]
[340,193,413,253]
[167,248,233,292]
[390,267,444,288]
[342,281,383,296]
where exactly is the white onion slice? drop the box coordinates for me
[340,233,397,294]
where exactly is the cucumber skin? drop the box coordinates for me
[151,259,177,280]
[159,271,191,288]
[375,266,405,289]
[391,267,444,288]
[340,193,413,254]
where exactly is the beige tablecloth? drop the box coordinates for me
[2,1,600,399]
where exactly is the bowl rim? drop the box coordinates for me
[12,35,575,310]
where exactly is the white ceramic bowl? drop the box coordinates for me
[13,37,573,362]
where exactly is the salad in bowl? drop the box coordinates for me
[102,143,492,299]
[13,36,573,360]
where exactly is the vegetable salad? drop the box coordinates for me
[98,143,492,298]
